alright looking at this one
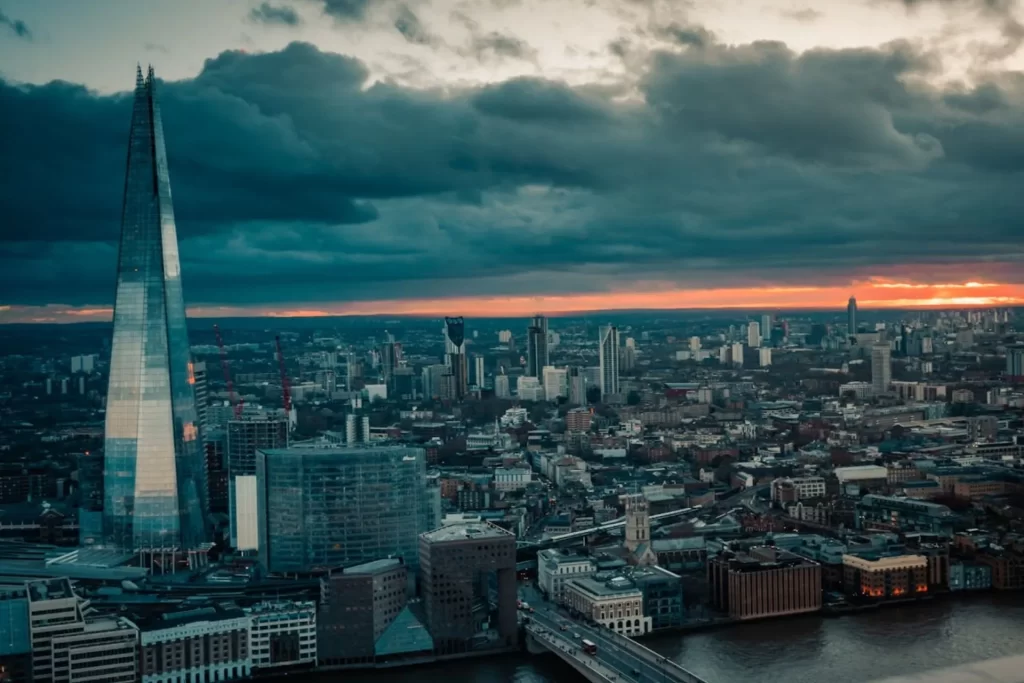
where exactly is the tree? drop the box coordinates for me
[626,390,641,406]
[586,387,601,404]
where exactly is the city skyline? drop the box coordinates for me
[4,0,1024,323]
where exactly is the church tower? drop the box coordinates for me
[624,494,650,552]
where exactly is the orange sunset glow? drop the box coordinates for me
[3,280,1023,324]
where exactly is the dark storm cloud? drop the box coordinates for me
[249,2,302,26]
[3,37,1024,308]
[0,8,30,39]
[393,4,441,47]
[469,31,537,61]
[317,0,374,21]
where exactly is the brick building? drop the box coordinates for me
[708,546,821,621]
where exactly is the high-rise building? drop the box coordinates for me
[379,332,400,391]
[567,366,586,405]
[565,407,592,433]
[256,447,428,574]
[193,361,209,440]
[498,330,512,344]
[227,417,289,549]
[421,364,448,399]
[598,325,619,398]
[473,353,486,388]
[872,343,892,395]
[77,452,104,547]
[848,296,858,336]
[1007,345,1024,379]
[759,348,773,367]
[526,315,549,378]
[445,317,468,399]
[494,372,511,399]
[748,322,761,348]
[345,413,371,444]
[619,345,637,372]
[101,67,208,555]
[761,314,773,342]
[731,342,745,367]
[542,366,568,401]
[689,336,701,353]
[516,376,544,401]
[419,522,517,654]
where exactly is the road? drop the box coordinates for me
[524,587,694,683]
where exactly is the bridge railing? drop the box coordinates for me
[598,623,709,683]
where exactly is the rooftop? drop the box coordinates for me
[344,558,404,575]
[421,521,514,543]
[567,575,642,598]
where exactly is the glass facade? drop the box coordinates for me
[99,67,208,552]
[256,447,428,574]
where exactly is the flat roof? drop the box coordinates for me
[421,521,514,543]
[344,558,404,575]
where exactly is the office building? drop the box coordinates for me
[564,575,651,636]
[517,376,544,401]
[246,601,317,674]
[1008,345,1024,379]
[420,522,517,654]
[421,364,448,399]
[526,315,549,378]
[629,566,685,630]
[843,555,928,599]
[761,315,772,341]
[771,476,826,504]
[567,366,586,405]
[318,558,409,663]
[78,452,105,547]
[598,325,620,398]
[101,67,208,555]
[257,447,428,574]
[494,373,511,399]
[50,618,138,683]
[619,345,637,372]
[848,296,858,335]
[473,354,485,388]
[138,604,250,683]
[228,417,289,549]
[498,329,512,344]
[708,546,822,621]
[538,549,596,604]
[0,586,31,682]
[871,343,892,395]
[192,360,209,439]
[26,579,138,683]
[542,366,568,401]
[379,332,400,392]
[748,322,761,348]
[759,348,772,367]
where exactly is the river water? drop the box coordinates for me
[355,594,1024,683]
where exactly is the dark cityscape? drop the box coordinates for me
[4,2,1024,683]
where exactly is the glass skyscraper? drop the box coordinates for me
[98,67,208,552]
[255,447,429,574]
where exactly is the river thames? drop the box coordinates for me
[356,594,1024,683]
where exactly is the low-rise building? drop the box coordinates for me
[246,601,317,674]
[771,476,826,504]
[842,554,928,599]
[50,617,138,683]
[856,495,957,537]
[537,549,596,604]
[564,575,651,636]
[708,546,821,621]
[494,466,532,492]
[628,566,685,631]
[138,604,251,683]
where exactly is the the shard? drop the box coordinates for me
[95,67,209,555]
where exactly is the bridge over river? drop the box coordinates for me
[524,600,707,683]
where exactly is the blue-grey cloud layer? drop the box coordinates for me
[2,37,1024,308]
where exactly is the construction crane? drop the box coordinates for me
[275,335,292,413]
[213,324,243,419]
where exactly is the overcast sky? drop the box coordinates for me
[2,0,1024,322]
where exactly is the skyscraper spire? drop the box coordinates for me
[90,68,209,557]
